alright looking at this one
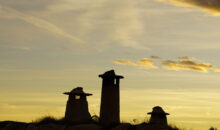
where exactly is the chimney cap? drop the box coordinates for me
[63,87,92,96]
[147,106,169,115]
[99,70,124,79]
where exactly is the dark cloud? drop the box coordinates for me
[150,56,161,59]
[158,0,220,16]
[178,56,191,60]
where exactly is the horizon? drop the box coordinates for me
[1,0,220,130]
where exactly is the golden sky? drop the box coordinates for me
[1,0,220,129]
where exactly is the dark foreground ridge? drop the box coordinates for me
[0,70,179,130]
[0,120,178,130]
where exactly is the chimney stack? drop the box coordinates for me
[64,87,92,123]
[99,70,124,125]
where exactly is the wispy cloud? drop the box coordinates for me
[150,56,161,59]
[49,0,147,50]
[139,58,158,68]
[114,60,138,66]
[0,0,150,50]
[157,0,220,16]
[114,58,158,69]
[161,56,212,72]
[0,45,32,51]
[214,67,220,72]
[114,56,220,73]
[0,5,84,43]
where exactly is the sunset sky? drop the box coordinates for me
[1,0,220,129]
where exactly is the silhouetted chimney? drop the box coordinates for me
[64,87,92,123]
[99,70,124,125]
[147,106,169,126]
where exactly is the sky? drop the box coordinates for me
[1,0,220,129]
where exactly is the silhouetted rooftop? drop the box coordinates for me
[63,87,92,96]
[99,70,124,79]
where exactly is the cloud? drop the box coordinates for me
[93,0,147,49]
[0,45,32,51]
[53,0,147,50]
[0,0,150,50]
[47,0,147,49]
[139,58,158,68]
[150,56,161,59]
[161,57,213,72]
[114,58,158,69]
[114,56,220,73]
[0,5,84,43]
[157,0,220,16]
[214,67,220,72]
[178,56,192,60]
[113,60,138,66]
[11,46,32,51]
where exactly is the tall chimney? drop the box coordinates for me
[99,70,124,125]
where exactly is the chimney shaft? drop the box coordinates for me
[99,70,124,125]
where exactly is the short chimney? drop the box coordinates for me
[147,106,169,126]
[64,87,92,123]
